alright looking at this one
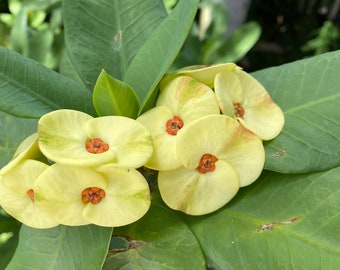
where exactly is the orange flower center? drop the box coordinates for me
[234,103,245,119]
[27,189,34,203]
[85,138,109,154]
[197,154,218,174]
[166,116,184,135]
[82,187,106,204]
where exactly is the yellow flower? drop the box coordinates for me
[38,109,153,167]
[0,159,58,228]
[137,76,220,170]
[214,69,284,140]
[158,114,264,215]
[175,63,285,140]
[34,163,151,227]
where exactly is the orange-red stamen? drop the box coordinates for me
[82,187,106,204]
[86,138,109,154]
[166,116,184,135]
[27,189,34,203]
[234,103,245,119]
[197,154,218,174]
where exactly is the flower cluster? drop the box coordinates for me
[0,110,153,228]
[0,63,284,227]
[137,63,284,215]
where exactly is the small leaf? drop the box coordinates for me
[183,167,340,269]
[123,0,200,114]
[103,195,205,269]
[93,70,140,118]
[253,50,340,173]
[6,225,112,270]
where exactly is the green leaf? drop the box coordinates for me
[0,112,38,168]
[0,46,96,118]
[0,211,20,270]
[93,70,140,118]
[123,0,200,114]
[252,50,340,173]
[103,198,205,269]
[26,28,54,67]
[63,0,167,86]
[183,167,340,269]
[6,225,112,270]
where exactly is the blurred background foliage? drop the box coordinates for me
[0,0,63,69]
[0,0,339,72]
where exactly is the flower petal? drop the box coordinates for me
[34,163,108,226]
[0,159,58,228]
[137,106,181,170]
[84,116,153,168]
[214,71,244,117]
[84,166,151,227]
[158,161,239,215]
[176,114,264,187]
[157,76,220,122]
[236,69,285,140]
[166,63,237,88]
[176,114,241,169]
[218,125,265,187]
[0,133,43,175]
[38,109,115,166]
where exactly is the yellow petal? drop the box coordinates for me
[38,109,115,166]
[176,115,241,169]
[137,106,181,170]
[157,76,220,122]
[158,161,239,215]
[84,166,150,227]
[214,71,244,117]
[176,114,264,187]
[0,160,58,228]
[84,116,153,168]
[34,163,108,226]
[218,125,265,187]
[164,63,237,88]
[236,70,285,140]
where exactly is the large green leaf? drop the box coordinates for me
[6,225,112,270]
[0,112,38,168]
[63,0,167,86]
[253,51,340,173]
[0,46,96,118]
[183,167,340,269]
[123,0,200,113]
[103,199,205,269]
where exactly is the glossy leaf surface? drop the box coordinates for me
[103,199,205,270]
[254,51,340,173]
[93,69,140,118]
[0,46,96,118]
[63,0,167,86]
[0,112,38,168]
[183,167,340,269]
[6,225,112,270]
[123,0,200,113]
